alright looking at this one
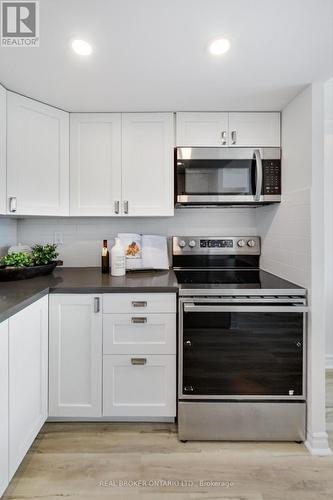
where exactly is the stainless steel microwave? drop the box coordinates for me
[175,147,281,206]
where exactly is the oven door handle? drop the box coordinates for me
[254,149,263,202]
[183,303,308,313]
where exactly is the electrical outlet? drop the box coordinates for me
[54,232,63,245]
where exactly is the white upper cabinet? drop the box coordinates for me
[176,111,280,147]
[0,85,6,215]
[7,92,69,216]
[0,320,8,497]
[9,297,48,479]
[228,112,280,147]
[70,113,122,216]
[121,113,174,216]
[176,112,229,147]
[49,294,102,418]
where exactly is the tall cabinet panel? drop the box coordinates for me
[70,113,122,216]
[49,294,102,417]
[0,320,8,496]
[0,85,6,214]
[9,296,48,479]
[121,113,174,216]
[7,92,69,215]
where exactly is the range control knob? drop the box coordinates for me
[178,240,186,248]
[237,239,246,248]
[247,239,256,248]
[188,240,196,248]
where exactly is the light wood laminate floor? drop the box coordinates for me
[3,372,333,500]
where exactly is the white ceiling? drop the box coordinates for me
[0,0,332,112]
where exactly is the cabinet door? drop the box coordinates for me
[228,112,280,147]
[70,113,122,216]
[103,354,176,417]
[0,85,6,215]
[7,92,69,215]
[121,113,174,216]
[176,112,229,146]
[49,294,102,417]
[9,296,48,479]
[0,320,8,497]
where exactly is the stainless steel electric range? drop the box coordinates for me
[173,236,308,442]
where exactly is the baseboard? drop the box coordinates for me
[305,431,332,455]
[326,355,333,369]
[47,417,175,423]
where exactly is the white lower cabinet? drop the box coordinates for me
[0,320,9,497]
[9,296,48,480]
[49,294,103,417]
[103,354,176,417]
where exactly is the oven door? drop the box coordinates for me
[179,301,307,400]
[176,147,263,204]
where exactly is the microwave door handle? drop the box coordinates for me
[254,149,263,202]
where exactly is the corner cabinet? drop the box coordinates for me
[176,112,280,147]
[0,85,6,215]
[49,294,103,417]
[69,112,174,217]
[9,296,48,480]
[6,92,69,216]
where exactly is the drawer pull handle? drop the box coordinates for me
[131,301,147,308]
[131,317,147,324]
[94,297,100,313]
[131,357,147,365]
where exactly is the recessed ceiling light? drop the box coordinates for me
[71,39,93,56]
[208,38,230,56]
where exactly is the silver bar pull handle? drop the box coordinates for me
[254,149,263,202]
[221,130,227,145]
[94,297,100,313]
[231,130,237,145]
[183,303,308,313]
[131,317,147,324]
[123,200,129,214]
[9,197,17,213]
[131,301,147,308]
[114,200,120,214]
[131,357,147,365]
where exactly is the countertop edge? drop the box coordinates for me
[0,287,49,323]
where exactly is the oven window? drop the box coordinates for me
[182,310,304,397]
[177,159,255,196]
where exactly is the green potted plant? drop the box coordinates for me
[0,244,59,281]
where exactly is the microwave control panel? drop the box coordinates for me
[262,160,281,195]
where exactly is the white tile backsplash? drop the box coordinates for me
[17,209,258,267]
[256,86,312,287]
[0,218,17,256]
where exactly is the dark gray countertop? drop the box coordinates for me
[0,266,305,323]
[0,267,179,322]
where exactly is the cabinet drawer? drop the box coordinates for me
[103,354,176,417]
[103,293,176,314]
[103,314,176,354]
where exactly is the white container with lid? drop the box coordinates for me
[111,238,126,276]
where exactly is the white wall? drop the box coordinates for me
[257,86,312,287]
[16,209,257,266]
[324,78,333,368]
[0,218,17,256]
